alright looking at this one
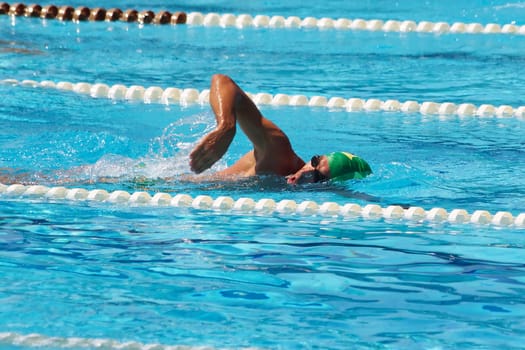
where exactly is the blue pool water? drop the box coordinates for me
[1,1,525,349]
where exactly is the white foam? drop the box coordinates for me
[0,331,260,350]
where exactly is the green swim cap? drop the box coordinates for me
[325,151,372,181]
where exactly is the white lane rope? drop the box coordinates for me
[186,12,525,36]
[1,182,524,228]
[0,331,248,350]
[3,78,525,119]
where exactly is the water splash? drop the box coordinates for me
[61,112,228,183]
[148,112,215,158]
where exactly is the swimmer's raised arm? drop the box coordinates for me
[189,74,304,176]
[189,75,237,174]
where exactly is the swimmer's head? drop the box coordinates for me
[286,151,372,185]
[311,152,372,182]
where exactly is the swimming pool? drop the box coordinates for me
[1,1,525,349]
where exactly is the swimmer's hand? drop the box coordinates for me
[286,174,300,185]
[286,166,315,185]
[190,127,235,173]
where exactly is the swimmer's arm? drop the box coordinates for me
[189,76,238,174]
[190,74,296,175]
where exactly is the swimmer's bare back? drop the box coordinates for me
[189,74,304,178]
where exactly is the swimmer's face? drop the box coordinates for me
[286,155,331,185]
[310,155,330,183]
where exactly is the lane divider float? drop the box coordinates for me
[185,12,525,36]
[3,78,525,119]
[1,182,524,228]
[0,331,234,350]
[0,2,187,24]
[0,2,523,35]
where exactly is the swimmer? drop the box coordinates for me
[190,74,372,185]
[0,74,371,188]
